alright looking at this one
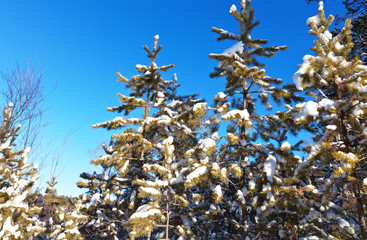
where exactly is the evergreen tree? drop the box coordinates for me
[79,35,208,239]
[205,0,304,238]
[292,1,367,238]
[0,103,45,239]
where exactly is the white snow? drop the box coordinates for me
[237,190,245,205]
[306,15,321,27]
[326,125,337,131]
[186,166,208,185]
[229,4,237,14]
[295,101,319,121]
[193,102,207,114]
[198,138,216,153]
[211,132,220,140]
[280,142,291,151]
[213,185,223,201]
[222,109,250,121]
[293,55,314,90]
[264,155,277,182]
[223,41,244,55]
[318,98,335,110]
[139,187,161,197]
[0,217,20,238]
[214,92,227,100]
[249,179,255,190]
[129,204,161,221]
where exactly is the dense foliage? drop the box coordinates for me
[1,0,367,239]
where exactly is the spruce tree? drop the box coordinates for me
[292,1,367,238]
[79,35,208,239]
[0,103,45,239]
[207,0,305,238]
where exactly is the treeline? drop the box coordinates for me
[1,0,367,239]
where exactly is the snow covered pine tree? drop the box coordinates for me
[292,1,367,239]
[0,103,45,239]
[206,0,305,239]
[79,35,209,239]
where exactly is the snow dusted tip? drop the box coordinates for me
[229,4,237,14]
[154,35,159,40]
[306,15,321,27]
[306,2,323,27]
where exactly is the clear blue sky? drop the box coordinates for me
[0,0,346,196]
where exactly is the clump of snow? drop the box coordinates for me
[213,185,223,202]
[319,98,335,110]
[229,4,237,14]
[280,142,291,151]
[223,41,244,55]
[198,138,216,154]
[306,15,321,27]
[324,30,332,40]
[222,109,250,121]
[193,102,207,114]
[326,125,337,131]
[237,190,245,205]
[214,92,227,100]
[306,1,323,26]
[264,155,277,182]
[154,91,165,107]
[129,204,160,221]
[186,166,208,185]
[295,101,319,121]
[211,132,220,140]
[249,179,255,190]
[293,55,314,90]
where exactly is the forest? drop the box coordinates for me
[1,0,367,239]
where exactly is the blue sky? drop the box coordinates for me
[0,0,346,196]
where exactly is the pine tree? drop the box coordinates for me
[206,0,308,238]
[0,103,45,239]
[79,35,208,239]
[292,1,367,238]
